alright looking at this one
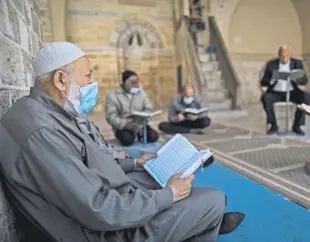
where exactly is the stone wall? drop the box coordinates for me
[0,0,42,241]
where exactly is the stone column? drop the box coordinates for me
[49,0,67,41]
[0,0,42,241]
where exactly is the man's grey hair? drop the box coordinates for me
[278,45,292,54]
[34,63,74,87]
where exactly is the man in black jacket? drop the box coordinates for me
[261,45,310,135]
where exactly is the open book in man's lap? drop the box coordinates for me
[143,134,213,187]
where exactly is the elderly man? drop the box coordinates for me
[105,70,159,146]
[0,42,244,242]
[261,45,310,135]
[159,84,211,134]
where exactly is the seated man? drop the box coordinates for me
[261,45,310,135]
[159,84,211,134]
[0,42,244,242]
[105,70,159,146]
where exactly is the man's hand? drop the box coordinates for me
[177,114,185,121]
[297,103,310,115]
[134,153,157,170]
[167,173,195,202]
[118,150,132,159]
[190,115,198,121]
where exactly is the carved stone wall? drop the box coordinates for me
[0,0,42,241]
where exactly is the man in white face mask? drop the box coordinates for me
[159,83,211,134]
[105,70,159,146]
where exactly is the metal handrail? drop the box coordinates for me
[208,16,240,109]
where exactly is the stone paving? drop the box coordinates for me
[90,106,310,209]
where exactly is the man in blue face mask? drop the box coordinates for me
[159,83,211,134]
[0,43,245,242]
[105,70,159,146]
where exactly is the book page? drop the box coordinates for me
[131,110,162,118]
[144,134,198,187]
[184,107,208,115]
[180,149,213,178]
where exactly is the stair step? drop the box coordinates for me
[206,79,224,90]
[196,46,206,54]
[207,99,232,111]
[204,70,222,79]
[201,61,219,71]
[207,90,227,101]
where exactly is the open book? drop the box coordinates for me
[184,107,208,115]
[143,134,213,187]
[272,69,305,81]
[130,110,162,118]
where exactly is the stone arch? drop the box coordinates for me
[109,16,164,50]
[110,16,165,107]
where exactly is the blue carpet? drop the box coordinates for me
[117,142,310,241]
[193,163,310,242]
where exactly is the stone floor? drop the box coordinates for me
[89,104,310,209]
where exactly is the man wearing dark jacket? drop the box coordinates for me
[261,45,310,135]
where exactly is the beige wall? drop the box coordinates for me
[229,0,302,56]
[41,0,176,112]
[211,0,308,104]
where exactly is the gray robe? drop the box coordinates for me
[0,87,225,242]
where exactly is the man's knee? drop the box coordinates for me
[158,122,171,132]
[196,189,226,215]
[194,117,211,129]
[116,131,135,146]
[261,92,273,104]
[147,129,159,143]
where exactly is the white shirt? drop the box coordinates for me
[273,62,293,92]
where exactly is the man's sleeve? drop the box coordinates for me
[105,93,128,130]
[260,62,272,87]
[143,93,153,112]
[295,60,308,85]
[194,94,206,118]
[22,127,174,231]
[168,96,184,123]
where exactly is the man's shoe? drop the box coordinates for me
[267,124,278,135]
[292,126,305,136]
[219,212,245,235]
[189,130,204,135]
[203,155,214,168]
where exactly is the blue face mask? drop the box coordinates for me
[184,97,194,104]
[77,82,99,114]
[63,73,99,114]
[130,87,140,95]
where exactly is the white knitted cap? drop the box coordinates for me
[33,42,86,78]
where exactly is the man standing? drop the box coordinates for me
[159,84,211,134]
[0,42,244,242]
[261,45,310,135]
[105,70,159,146]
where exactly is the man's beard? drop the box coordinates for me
[62,81,81,115]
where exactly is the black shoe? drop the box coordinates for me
[292,126,305,136]
[189,130,204,135]
[219,212,245,235]
[203,155,214,168]
[267,124,278,135]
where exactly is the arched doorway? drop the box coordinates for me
[109,16,165,107]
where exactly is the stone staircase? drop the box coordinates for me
[197,45,232,112]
